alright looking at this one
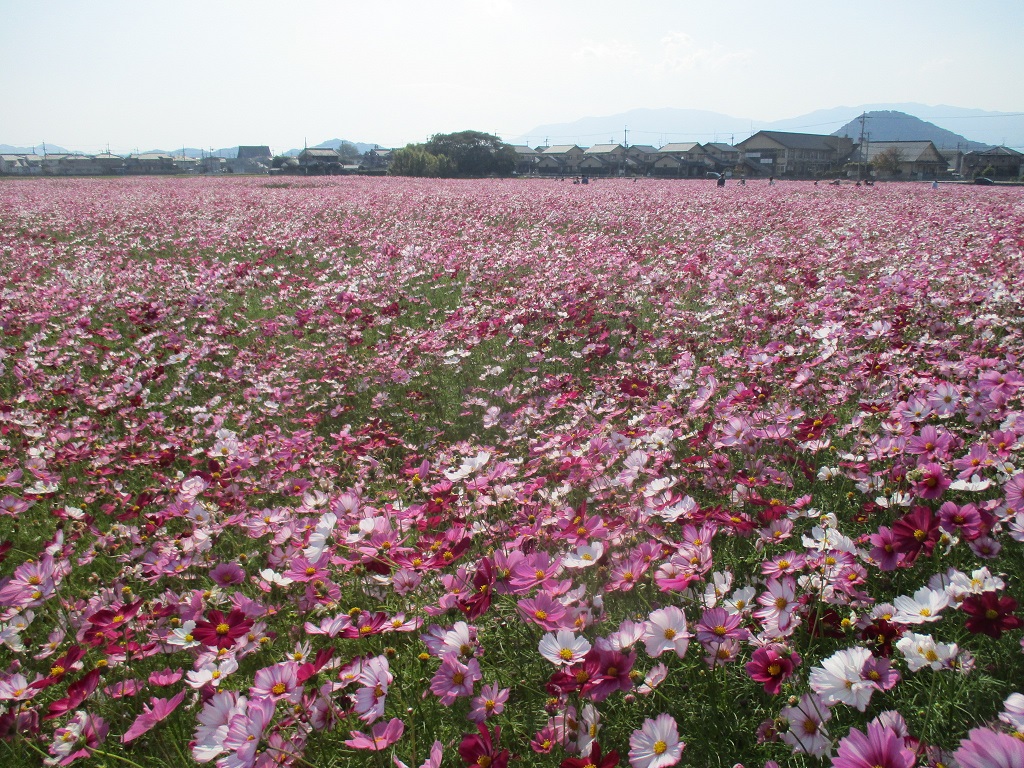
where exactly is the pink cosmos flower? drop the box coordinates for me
[346,717,405,751]
[911,463,950,500]
[517,592,569,630]
[122,690,186,743]
[954,727,1024,768]
[628,713,683,768]
[694,607,748,648]
[468,683,509,723]
[430,653,481,705]
[395,740,443,768]
[251,661,302,703]
[832,721,916,768]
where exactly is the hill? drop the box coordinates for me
[282,139,379,157]
[0,143,70,155]
[831,111,989,150]
[512,103,1024,149]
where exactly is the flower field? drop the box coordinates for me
[1,176,1023,768]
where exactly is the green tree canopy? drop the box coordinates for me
[424,131,517,177]
[387,144,455,177]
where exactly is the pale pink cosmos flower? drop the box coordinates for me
[628,713,684,768]
[779,693,831,758]
[642,606,690,659]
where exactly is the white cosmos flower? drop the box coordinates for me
[562,542,604,569]
[893,586,950,625]
[538,630,591,666]
[896,632,958,672]
[809,646,874,710]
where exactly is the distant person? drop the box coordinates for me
[717,175,725,187]
[932,179,939,189]
[768,176,775,186]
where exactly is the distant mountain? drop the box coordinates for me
[0,143,69,155]
[830,111,989,151]
[513,103,1024,150]
[282,139,380,157]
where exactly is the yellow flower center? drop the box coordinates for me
[653,740,668,755]
[216,623,230,635]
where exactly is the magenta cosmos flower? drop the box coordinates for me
[745,645,801,695]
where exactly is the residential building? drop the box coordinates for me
[962,146,1023,179]
[510,145,539,175]
[849,140,948,179]
[653,143,712,177]
[736,132,853,177]
[535,145,585,174]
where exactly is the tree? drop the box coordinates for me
[387,144,454,177]
[871,147,905,178]
[424,131,517,177]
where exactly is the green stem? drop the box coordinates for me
[89,748,150,768]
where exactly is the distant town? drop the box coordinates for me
[2,131,1022,181]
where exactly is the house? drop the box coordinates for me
[0,155,39,175]
[962,146,1023,179]
[735,132,853,177]
[510,145,539,175]
[360,148,392,172]
[229,146,273,174]
[580,144,627,175]
[93,153,126,174]
[125,153,177,174]
[625,144,659,175]
[653,143,712,177]
[535,145,585,174]
[237,146,272,162]
[850,141,948,179]
[703,142,741,173]
[172,155,201,173]
[297,148,342,174]
[939,149,964,177]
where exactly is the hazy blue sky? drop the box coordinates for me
[3,0,1023,153]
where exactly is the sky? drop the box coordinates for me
[3,0,1023,154]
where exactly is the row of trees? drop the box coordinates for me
[389,131,517,177]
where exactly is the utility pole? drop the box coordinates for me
[624,125,628,148]
[857,112,869,181]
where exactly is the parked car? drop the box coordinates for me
[974,177,995,186]
[705,172,721,180]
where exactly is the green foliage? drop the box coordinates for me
[388,144,455,177]
[871,147,905,177]
[425,131,517,177]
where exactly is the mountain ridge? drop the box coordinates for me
[512,103,1024,150]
